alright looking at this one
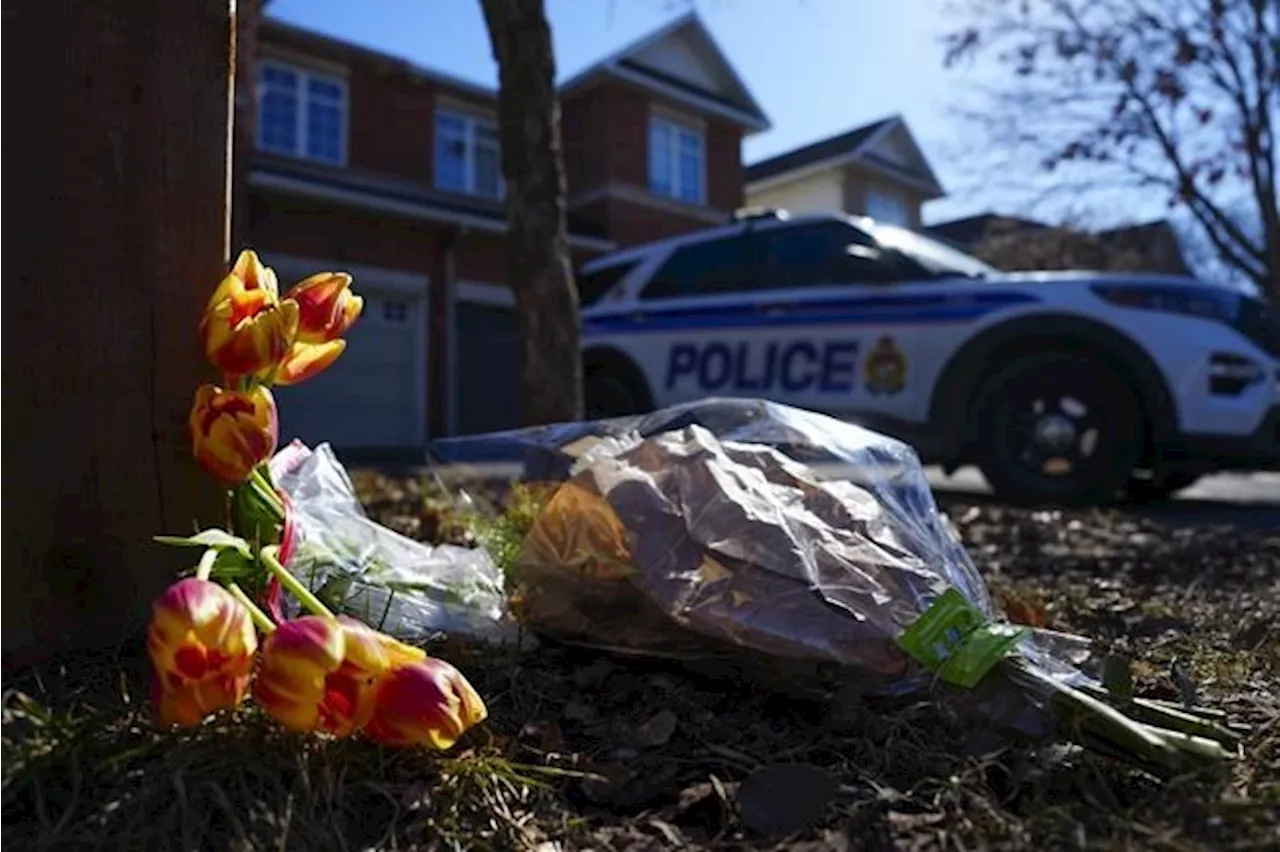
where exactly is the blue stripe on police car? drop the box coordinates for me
[581,290,1038,337]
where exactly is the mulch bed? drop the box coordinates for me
[4,473,1277,851]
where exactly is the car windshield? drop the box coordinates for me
[861,220,998,279]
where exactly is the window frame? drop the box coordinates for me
[648,114,706,206]
[433,107,506,201]
[256,59,349,167]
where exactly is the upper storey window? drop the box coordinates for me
[648,114,705,205]
[434,109,504,200]
[257,60,347,166]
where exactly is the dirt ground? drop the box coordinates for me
[3,476,1277,851]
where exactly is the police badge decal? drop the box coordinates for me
[864,336,907,396]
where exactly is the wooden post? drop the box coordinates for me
[2,0,234,663]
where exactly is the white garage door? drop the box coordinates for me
[266,256,427,452]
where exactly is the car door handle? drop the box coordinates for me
[761,304,791,316]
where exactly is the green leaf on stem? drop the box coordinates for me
[155,529,252,557]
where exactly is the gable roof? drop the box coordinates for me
[745,115,944,197]
[558,12,771,133]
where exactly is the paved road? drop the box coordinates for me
[927,466,1280,528]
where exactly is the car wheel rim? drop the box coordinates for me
[1004,391,1104,481]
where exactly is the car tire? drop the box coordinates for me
[973,352,1144,506]
[583,369,645,419]
[1123,470,1201,503]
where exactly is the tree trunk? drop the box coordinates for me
[480,0,583,426]
[232,0,267,251]
[2,0,231,664]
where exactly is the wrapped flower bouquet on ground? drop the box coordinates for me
[431,398,1244,775]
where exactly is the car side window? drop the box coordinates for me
[641,235,759,300]
[759,222,901,287]
[577,260,640,307]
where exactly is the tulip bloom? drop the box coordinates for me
[365,658,488,750]
[285,272,363,344]
[275,339,347,386]
[200,251,300,378]
[254,616,426,737]
[189,384,278,483]
[147,578,257,726]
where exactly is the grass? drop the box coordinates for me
[4,477,1278,851]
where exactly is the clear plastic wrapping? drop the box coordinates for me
[269,441,518,644]
[430,399,1094,711]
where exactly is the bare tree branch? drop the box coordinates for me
[943,0,1280,301]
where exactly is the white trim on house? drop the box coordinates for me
[855,158,948,197]
[745,150,862,194]
[256,58,350,168]
[744,117,944,198]
[248,169,618,252]
[260,252,430,450]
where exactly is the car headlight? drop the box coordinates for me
[1091,283,1240,323]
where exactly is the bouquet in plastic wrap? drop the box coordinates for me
[266,439,515,645]
[432,398,1242,775]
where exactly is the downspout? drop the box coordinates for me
[427,224,463,449]
[444,227,465,438]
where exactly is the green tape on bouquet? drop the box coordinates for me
[897,588,1029,688]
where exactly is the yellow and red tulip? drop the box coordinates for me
[200,251,300,378]
[189,384,278,483]
[365,657,488,750]
[146,578,257,727]
[286,272,364,344]
[275,339,347,386]
[253,616,426,737]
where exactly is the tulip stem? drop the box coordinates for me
[261,545,335,619]
[248,467,286,518]
[226,582,277,633]
[195,548,219,581]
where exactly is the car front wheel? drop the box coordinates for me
[973,352,1144,505]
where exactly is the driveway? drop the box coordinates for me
[927,466,1280,528]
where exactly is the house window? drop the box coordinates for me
[434,109,504,200]
[648,115,705,205]
[382,300,409,323]
[257,61,347,165]
[865,187,911,226]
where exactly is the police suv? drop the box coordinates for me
[575,209,1280,505]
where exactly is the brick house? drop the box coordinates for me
[743,115,945,229]
[238,11,769,455]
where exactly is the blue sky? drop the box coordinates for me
[264,0,1012,224]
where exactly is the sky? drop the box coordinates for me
[264,0,1040,225]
